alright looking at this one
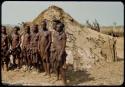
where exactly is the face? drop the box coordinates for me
[1,26,6,33]
[14,28,18,33]
[31,25,35,32]
[24,26,30,33]
[41,21,47,29]
[31,25,38,32]
[56,24,62,32]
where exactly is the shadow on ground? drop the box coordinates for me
[116,56,124,62]
[66,68,95,85]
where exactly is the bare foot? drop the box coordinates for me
[62,80,67,85]
[56,77,59,81]
[43,72,47,76]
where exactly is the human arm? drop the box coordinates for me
[45,32,52,52]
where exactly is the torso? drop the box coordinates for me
[1,34,8,49]
[12,33,20,49]
[40,30,50,47]
[22,33,30,46]
[30,32,39,47]
[55,31,66,51]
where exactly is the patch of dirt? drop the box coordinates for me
[2,37,124,86]
[2,60,124,86]
[1,6,124,86]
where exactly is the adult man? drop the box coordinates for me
[11,26,21,69]
[30,24,40,71]
[50,20,61,73]
[54,23,67,84]
[21,25,31,70]
[1,26,10,71]
[39,19,52,77]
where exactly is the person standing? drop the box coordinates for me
[21,25,31,70]
[54,23,67,84]
[39,19,52,77]
[11,26,21,69]
[30,24,40,71]
[1,26,10,71]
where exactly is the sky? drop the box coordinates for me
[2,1,124,26]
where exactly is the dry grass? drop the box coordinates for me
[100,26,124,37]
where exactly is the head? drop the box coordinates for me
[31,24,38,33]
[56,23,64,32]
[52,20,61,30]
[14,26,20,34]
[41,19,47,29]
[24,25,30,33]
[22,22,27,28]
[1,26,6,34]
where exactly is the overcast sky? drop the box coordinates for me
[2,1,124,26]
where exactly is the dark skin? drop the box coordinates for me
[30,25,40,71]
[1,26,7,34]
[49,21,58,73]
[1,26,9,71]
[56,24,66,55]
[50,20,62,73]
[54,23,67,84]
[52,20,61,30]
[12,27,21,49]
[31,25,39,51]
[11,27,21,69]
[21,26,31,69]
[39,20,52,76]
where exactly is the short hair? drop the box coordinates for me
[14,26,20,31]
[53,19,61,24]
[25,25,30,29]
[34,24,38,27]
[43,19,47,22]
[41,19,47,25]
[31,24,38,28]
[41,19,47,24]
[2,26,6,30]
[59,23,64,28]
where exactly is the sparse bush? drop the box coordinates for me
[100,26,124,37]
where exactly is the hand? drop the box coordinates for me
[58,55,62,62]
[16,45,19,48]
[62,63,67,69]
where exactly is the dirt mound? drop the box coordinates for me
[2,5,123,86]
[32,5,115,70]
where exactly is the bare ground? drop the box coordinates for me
[1,37,124,86]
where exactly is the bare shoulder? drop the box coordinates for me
[62,32,66,36]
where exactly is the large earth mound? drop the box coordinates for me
[2,5,124,86]
[32,5,115,70]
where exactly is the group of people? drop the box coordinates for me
[1,19,67,84]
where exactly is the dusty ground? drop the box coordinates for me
[1,37,124,86]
